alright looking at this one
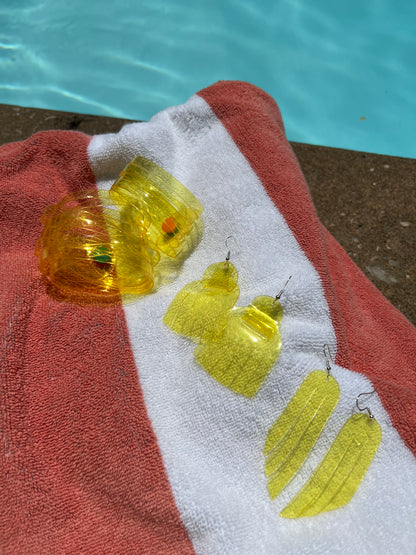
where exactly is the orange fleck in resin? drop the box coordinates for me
[162,217,178,235]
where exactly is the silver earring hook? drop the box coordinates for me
[323,344,332,378]
[356,391,376,419]
[225,235,239,262]
[274,275,292,302]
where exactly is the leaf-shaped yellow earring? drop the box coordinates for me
[265,346,340,500]
[163,239,240,341]
[193,277,291,398]
[280,390,382,518]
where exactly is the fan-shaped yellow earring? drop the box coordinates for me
[163,238,240,341]
[193,277,291,397]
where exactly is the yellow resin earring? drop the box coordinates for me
[193,277,291,398]
[163,238,240,341]
[280,390,382,518]
[264,345,340,500]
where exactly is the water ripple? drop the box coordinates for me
[0,0,415,157]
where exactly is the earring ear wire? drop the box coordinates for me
[323,343,333,378]
[224,235,240,262]
[356,390,376,419]
[273,275,292,303]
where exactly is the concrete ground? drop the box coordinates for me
[0,103,414,325]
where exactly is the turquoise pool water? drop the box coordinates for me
[1,0,415,158]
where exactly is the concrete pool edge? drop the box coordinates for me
[0,103,414,325]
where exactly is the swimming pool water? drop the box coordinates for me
[1,0,415,158]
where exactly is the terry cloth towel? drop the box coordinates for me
[1,81,415,554]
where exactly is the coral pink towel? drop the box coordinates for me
[1,81,415,554]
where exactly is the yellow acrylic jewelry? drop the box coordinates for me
[281,396,382,518]
[163,258,240,341]
[109,156,203,258]
[35,189,159,300]
[265,369,340,500]
[193,294,285,397]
